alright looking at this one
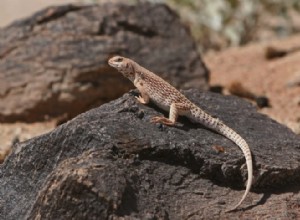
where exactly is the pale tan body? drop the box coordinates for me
[108,56,253,212]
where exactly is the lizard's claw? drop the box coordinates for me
[151,116,175,126]
[135,95,147,104]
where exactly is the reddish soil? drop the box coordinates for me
[205,34,300,134]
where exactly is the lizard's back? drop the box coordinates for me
[139,67,192,111]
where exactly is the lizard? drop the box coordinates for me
[108,55,253,212]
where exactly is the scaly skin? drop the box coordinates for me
[108,55,253,212]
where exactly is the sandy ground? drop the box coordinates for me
[205,35,300,135]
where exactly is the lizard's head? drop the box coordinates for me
[108,56,135,81]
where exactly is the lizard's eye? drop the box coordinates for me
[116,57,123,62]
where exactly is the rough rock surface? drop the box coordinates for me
[1,90,300,219]
[0,2,209,122]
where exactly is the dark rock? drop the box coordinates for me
[210,85,224,94]
[255,96,270,108]
[1,90,300,219]
[0,2,209,123]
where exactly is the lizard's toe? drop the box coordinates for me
[135,95,146,104]
[150,116,162,123]
[150,116,175,126]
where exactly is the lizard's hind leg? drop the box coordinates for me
[151,103,188,126]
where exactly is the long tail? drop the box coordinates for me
[190,106,253,211]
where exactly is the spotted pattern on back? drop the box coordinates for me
[135,66,192,111]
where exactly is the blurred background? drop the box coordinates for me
[1,0,300,51]
[0,0,299,161]
[0,0,73,27]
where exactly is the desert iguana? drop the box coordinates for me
[108,55,253,212]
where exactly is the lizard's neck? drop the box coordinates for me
[120,61,137,82]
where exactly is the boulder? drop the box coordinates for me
[0,3,209,122]
[1,90,299,219]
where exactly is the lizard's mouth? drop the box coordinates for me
[108,60,122,69]
[108,56,124,68]
[108,59,115,67]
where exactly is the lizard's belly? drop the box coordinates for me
[150,98,170,111]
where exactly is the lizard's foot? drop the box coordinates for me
[135,95,147,104]
[151,116,175,126]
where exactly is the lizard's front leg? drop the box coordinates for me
[135,92,150,104]
[134,78,149,104]
[136,94,149,104]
